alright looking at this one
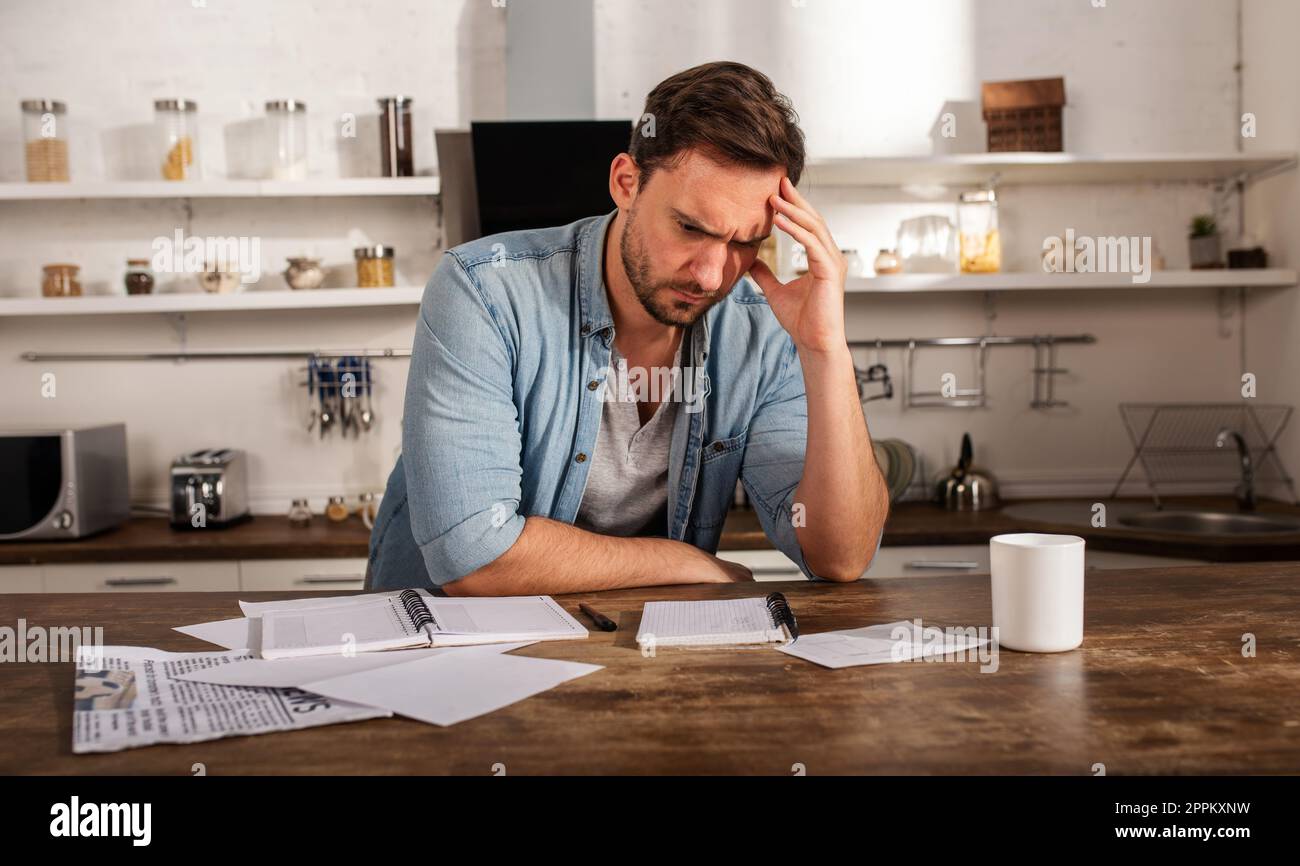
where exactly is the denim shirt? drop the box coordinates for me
[368,210,832,591]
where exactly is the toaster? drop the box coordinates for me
[169,449,251,529]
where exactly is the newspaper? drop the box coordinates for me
[73,646,390,754]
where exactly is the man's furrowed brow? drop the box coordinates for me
[672,208,768,245]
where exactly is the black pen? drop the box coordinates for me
[579,603,618,632]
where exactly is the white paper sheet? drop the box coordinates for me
[171,641,535,688]
[174,617,256,650]
[304,651,603,726]
[779,620,990,669]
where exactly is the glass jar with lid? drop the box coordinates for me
[42,264,81,298]
[873,249,902,276]
[958,189,1001,273]
[266,99,308,180]
[124,259,155,295]
[355,245,395,288]
[22,99,70,182]
[155,98,200,180]
[287,499,313,528]
[378,96,414,177]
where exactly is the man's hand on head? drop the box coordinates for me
[747,177,848,357]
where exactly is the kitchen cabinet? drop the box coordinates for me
[239,558,368,592]
[716,549,807,582]
[0,566,44,593]
[42,561,239,593]
[4,559,367,593]
[24,556,366,590]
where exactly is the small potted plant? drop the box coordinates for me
[1188,214,1222,269]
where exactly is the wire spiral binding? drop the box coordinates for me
[765,592,798,639]
[399,589,435,633]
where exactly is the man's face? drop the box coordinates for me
[620,150,782,327]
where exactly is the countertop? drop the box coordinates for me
[3,561,1298,774]
[4,496,1300,565]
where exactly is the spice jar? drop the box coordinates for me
[22,100,69,182]
[42,264,81,298]
[283,257,325,290]
[155,99,200,181]
[354,245,395,288]
[958,189,1001,273]
[873,249,902,276]
[266,99,308,180]
[288,499,313,528]
[198,264,240,294]
[124,259,155,295]
[326,496,350,523]
[840,249,865,279]
[378,96,414,177]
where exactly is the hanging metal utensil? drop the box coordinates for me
[1030,336,1070,409]
[339,355,356,438]
[854,339,894,403]
[317,359,335,439]
[360,357,375,432]
[305,355,319,432]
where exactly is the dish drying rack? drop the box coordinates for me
[1109,403,1298,506]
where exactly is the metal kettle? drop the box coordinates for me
[935,432,1000,511]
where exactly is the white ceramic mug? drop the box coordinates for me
[990,533,1085,652]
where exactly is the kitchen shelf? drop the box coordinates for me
[2,271,1292,316]
[0,287,425,316]
[0,177,440,200]
[846,269,1297,293]
[804,151,1298,188]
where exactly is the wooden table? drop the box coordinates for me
[3,562,1299,775]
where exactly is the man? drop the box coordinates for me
[368,61,889,595]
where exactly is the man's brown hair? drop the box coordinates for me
[629,61,805,188]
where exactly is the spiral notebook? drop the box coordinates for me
[635,593,799,648]
[259,590,587,660]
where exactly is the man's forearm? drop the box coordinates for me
[792,345,890,581]
[443,516,740,596]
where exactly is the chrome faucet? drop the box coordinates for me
[1215,427,1256,511]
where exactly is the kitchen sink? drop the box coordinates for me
[1118,510,1300,535]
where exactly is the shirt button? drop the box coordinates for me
[580,323,591,335]
[712,442,725,452]
[575,453,587,463]
[587,380,599,391]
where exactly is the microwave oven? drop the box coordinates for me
[0,424,130,541]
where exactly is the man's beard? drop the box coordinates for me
[620,207,722,327]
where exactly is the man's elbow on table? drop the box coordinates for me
[805,554,871,583]
[439,542,524,597]
[441,569,503,597]
[802,500,889,582]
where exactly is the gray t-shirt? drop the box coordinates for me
[573,338,683,537]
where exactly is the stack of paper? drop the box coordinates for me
[778,620,990,669]
[87,591,609,748]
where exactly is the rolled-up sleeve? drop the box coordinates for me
[402,252,526,586]
[740,339,882,581]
